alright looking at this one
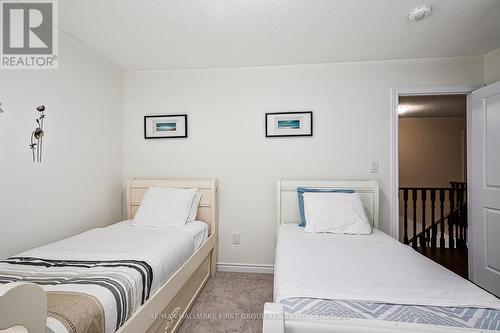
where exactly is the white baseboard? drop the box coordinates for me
[217,262,274,274]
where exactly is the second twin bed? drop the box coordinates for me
[265,180,500,333]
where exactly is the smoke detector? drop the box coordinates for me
[409,5,432,21]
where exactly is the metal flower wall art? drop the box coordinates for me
[30,105,46,163]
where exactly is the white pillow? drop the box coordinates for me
[133,187,196,227]
[303,192,372,234]
[187,192,202,223]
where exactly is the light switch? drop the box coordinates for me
[232,233,240,245]
[370,161,379,173]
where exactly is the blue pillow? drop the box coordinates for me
[297,187,355,227]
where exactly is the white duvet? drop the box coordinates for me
[16,220,208,333]
[274,224,500,310]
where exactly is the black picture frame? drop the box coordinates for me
[265,111,313,137]
[144,114,188,139]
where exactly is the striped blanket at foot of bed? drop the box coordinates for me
[281,297,500,331]
[0,257,153,333]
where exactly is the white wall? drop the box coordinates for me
[123,56,484,267]
[0,34,124,258]
[399,117,466,188]
[485,47,500,85]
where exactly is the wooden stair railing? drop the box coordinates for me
[410,204,465,248]
[400,186,467,250]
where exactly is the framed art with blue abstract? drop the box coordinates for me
[144,114,188,139]
[265,111,313,137]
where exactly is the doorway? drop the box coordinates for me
[391,83,500,296]
[398,94,468,278]
[390,85,479,276]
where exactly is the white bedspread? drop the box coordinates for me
[12,220,208,333]
[182,220,209,251]
[20,220,207,291]
[274,224,500,310]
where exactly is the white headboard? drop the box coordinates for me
[126,178,218,236]
[276,180,379,231]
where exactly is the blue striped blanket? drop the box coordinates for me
[281,298,500,331]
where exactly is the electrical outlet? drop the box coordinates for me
[232,233,240,245]
[370,161,379,173]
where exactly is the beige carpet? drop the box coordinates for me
[178,272,273,333]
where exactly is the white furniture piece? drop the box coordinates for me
[0,178,218,333]
[263,179,500,333]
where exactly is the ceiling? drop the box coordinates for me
[398,95,466,118]
[59,0,500,70]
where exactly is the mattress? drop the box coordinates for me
[0,220,209,333]
[275,224,500,331]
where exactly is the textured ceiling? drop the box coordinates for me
[399,95,466,118]
[59,0,500,70]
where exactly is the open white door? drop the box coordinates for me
[469,81,500,297]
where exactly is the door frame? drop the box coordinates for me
[389,84,481,242]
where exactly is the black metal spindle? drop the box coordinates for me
[430,189,436,248]
[449,189,455,249]
[457,189,465,249]
[440,189,445,248]
[412,189,418,248]
[462,189,466,245]
[420,189,427,248]
[403,189,409,245]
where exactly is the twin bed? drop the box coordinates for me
[0,178,218,333]
[264,180,500,333]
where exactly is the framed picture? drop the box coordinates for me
[265,111,313,137]
[144,114,188,139]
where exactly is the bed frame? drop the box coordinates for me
[263,179,485,333]
[0,178,218,333]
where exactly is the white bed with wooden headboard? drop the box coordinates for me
[0,178,217,333]
[264,179,500,333]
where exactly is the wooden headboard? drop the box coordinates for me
[276,180,379,235]
[126,178,218,235]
